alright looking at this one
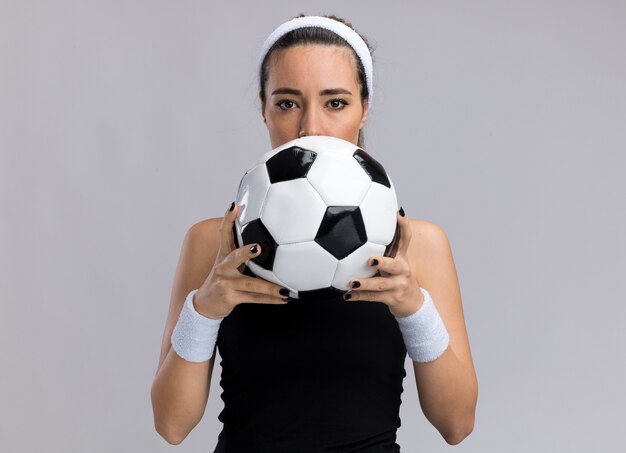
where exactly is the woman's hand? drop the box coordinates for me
[192,203,292,319]
[344,208,425,318]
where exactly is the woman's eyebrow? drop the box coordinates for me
[319,88,352,96]
[270,87,353,96]
[271,87,301,96]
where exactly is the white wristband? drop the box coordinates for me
[171,289,223,363]
[394,287,450,363]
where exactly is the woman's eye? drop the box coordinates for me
[328,98,347,109]
[277,100,296,110]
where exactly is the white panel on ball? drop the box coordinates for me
[247,260,294,293]
[294,135,355,154]
[273,242,338,291]
[306,153,372,206]
[236,164,272,226]
[359,181,399,245]
[332,242,386,291]
[261,179,327,244]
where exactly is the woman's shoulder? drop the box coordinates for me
[181,216,226,262]
[188,216,224,238]
[408,218,450,246]
[406,218,453,272]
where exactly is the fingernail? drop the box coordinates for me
[370,258,379,266]
[399,206,405,217]
[250,244,259,254]
[351,281,360,289]
[343,292,352,300]
[229,201,235,211]
[279,288,290,296]
[282,297,293,302]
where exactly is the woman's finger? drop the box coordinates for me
[235,290,290,305]
[348,275,393,292]
[393,208,412,258]
[387,222,401,259]
[222,241,265,273]
[343,289,387,303]
[366,255,407,276]
[235,273,292,299]
[216,202,238,260]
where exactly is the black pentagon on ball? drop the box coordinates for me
[298,286,346,301]
[240,218,278,270]
[352,149,391,188]
[265,146,317,183]
[314,206,367,260]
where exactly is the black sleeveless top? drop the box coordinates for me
[213,289,408,452]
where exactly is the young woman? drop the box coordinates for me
[151,14,478,451]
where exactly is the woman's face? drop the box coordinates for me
[262,44,369,149]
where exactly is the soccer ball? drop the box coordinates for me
[233,135,400,300]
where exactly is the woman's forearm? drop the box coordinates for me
[151,345,215,444]
[412,345,478,444]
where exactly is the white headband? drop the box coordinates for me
[259,16,374,107]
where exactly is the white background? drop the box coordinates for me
[1,1,625,451]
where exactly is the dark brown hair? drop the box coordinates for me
[259,14,374,148]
